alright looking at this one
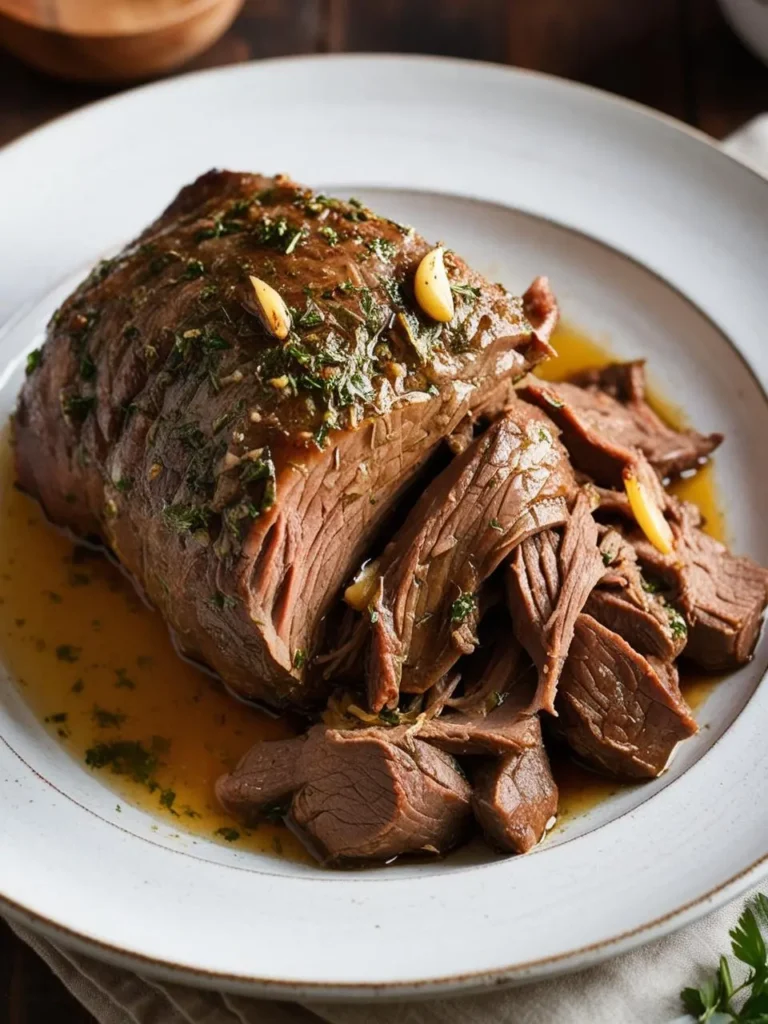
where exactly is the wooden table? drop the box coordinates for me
[1,1,767,1020]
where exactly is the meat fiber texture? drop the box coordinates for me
[15,171,556,711]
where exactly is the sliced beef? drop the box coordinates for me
[585,528,687,660]
[364,401,575,711]
[628,502,768,671]
[556,614,697,779]
[472,720,558,854]
[521,363,721,485]
[505,490,606,713]
[215,734,305,820]
[216,724,472,863]
[15,171,556,711]
[418,697,540,756]
[291,729,472,863]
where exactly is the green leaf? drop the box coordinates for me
[731,907,766,973]
[680,986,707,1019]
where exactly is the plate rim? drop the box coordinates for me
[2,52,768,998]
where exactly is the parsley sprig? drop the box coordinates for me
[682,893,768,1021]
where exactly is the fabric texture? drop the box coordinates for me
[6,120,767,1024]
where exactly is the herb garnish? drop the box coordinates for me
[366,238,397,262]
[450,282,481,301]
[667,606,688,639]
[92,706,127,729]
[55,644,81,663]
[293,649,307,670]
[215,827,241,842]
[162,503,211,535]
[25,348,42,375]
[489,518,504,532]
[85,740,158,786]
[682,892,768,1021]
[450,593,477,625]
[61,394,95,425]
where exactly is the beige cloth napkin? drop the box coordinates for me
[7,119,768,1024]
[8,887,762,1024]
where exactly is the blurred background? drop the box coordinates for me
[0,0,768,146]
[1,1,768,1020]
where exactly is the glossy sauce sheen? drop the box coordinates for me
[0,323,725,854]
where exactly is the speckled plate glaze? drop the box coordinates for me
[1,55,768,1000]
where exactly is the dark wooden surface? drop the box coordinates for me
[1,1,768,1020]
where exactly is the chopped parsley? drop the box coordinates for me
[667,606,688,639]
[115,668,136,690]
[293,649,307,670]
[92,706,127,729]
[366,238,397,262]
[162,503,211,535]
[61,394,95,424]
[319,226,339,246]
[85,740,158,786]
[25,348,42,375]
[159,788,176,811]
[601,550,615,566]
[215,827,241,843]
[450,282,481,301]
[450,592,477,625]
[184,259,206,280]
[55,644,81,663]
[378,708,401,726]
[489,518,504,532]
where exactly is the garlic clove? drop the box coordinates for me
[414,247,454,323]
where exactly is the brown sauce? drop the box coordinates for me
[0,322,725,855]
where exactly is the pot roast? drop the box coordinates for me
[15,171,768,865]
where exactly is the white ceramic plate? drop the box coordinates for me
[1,55,768,1000]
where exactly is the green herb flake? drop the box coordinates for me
[378,708,400,726]
[667,606,688,639]
[319,225,339,246]
[159,788,176,811]
[44,712,68,724]
[115,668,136,690]
[25,348,43,375]
[450,593,477,625]
[215,826,241,843]
[92,706,127,729]
[293,649,307,670]
[85,740,159,786]
[55,644,81,663]
[184,259,206,280]
[450,282,481,301]
[601,550,614,567]
[115,476,133,493]
[366,238,397,262]
[61,394,95,425]
[162,503,211,535]
[489,518,504,532]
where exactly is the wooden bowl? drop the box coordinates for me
[0,0,245,82]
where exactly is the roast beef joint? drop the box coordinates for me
[14,172,768,866]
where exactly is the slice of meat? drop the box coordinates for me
[505,490,606,713]
[556,614,697,779]
[521,364,721,485]
[15,171,556,712]
[585,527,687,660]
[628,502,768,671]
[418,698,540,756]
[472,721,558,854]
[216,724,472,863]
[215,734,305,820]
[290,728,472,864]
[365,401,576,711]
